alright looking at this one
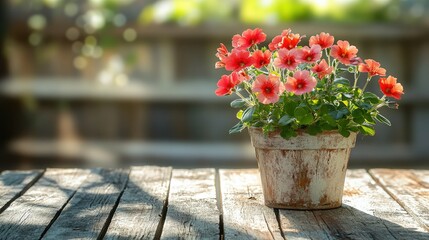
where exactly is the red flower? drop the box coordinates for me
[300,45,322,63]
[215,43,229,69]
[252,74,285,104]
[232,28,266,50]
[252,50,272,68]
[273,48,302,70]
[285,70,317,95]
[312,59,333,79]
[215,75,234,96]
[309,32,334,49]
[236,70,251,81]
[330,40,358,65]
[358,59,386,77]
[268,29,303,50]
[224,49,253,72]
[215,72,243,96]
[379,76,404,100]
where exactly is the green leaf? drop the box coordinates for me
[352,109,365,124]
[363,92,381,104]
[333,77,350,86]
[242,107,255,122]
[280,127,297,139]
[230,99,247,108]
[358,102,372,110]
[329,108,349,120]
[278,115,295,126]
[284,101,299,116]
[339,128,351,137]
[294,107,314,125]
[307,125,323,135]
[322,114,336,126]
[375,114,391,126]
[320,123,337,131]
[319,104,336,115]
[229,122,245,134]
[359,125,375,136]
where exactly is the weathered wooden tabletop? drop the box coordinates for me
[0,167,427,239]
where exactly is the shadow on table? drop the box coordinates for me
[278,204,428,239]
[2,168,428,239]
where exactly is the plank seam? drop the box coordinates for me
[97,169,131,240]
[38,169,94,239]
[367,169,429,232]
[274,209,286,240]
[312,211,337,240]
[215,169,224,240]
[154,167,173,239]
[263,210,281,240]
[0,169,45,215]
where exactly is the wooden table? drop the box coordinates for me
[0,167,427,239]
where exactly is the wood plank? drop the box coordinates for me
[0,169,90,239]
[161,169,219,239]
[42,168,129,240]
[104,166,172,239]
[369,169,429,231]
[0,170,43,212]
[220,169,283,239]
[278,169,428,239]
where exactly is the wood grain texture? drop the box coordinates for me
[42,168,129,240]
[278,169,428,239]
[104,166,172,240]
[161,169,219,239]
[0,168,89,240]
[220,169,283,240]
[369,169,429,231]
[0,170,43,212]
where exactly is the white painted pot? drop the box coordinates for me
[248,128,357,210]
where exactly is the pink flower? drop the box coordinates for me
[358,59,386,77]
[232,28,266,50]
[224,49,253,72]
[312,59,333,79]
[268,29,303,51]
[252,74,285,104]
[273,48,302,70]
[309,32,334,49]
[300,45,322,63]
[285,70,317,95]
[252,50,272,68]
[330,40,358,65]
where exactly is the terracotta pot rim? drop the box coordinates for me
[248,127,357,150]
[248,126,347,137]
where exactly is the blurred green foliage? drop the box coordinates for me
[138,0,428,25]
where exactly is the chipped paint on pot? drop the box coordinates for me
[248,128,357,210]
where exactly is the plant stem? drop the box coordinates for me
[235,91,253,106]
[362,76,372,92]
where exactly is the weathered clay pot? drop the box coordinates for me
[248,127,357,210]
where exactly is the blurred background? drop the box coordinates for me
[0,0,428,170]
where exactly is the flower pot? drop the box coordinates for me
[248,127,357,210]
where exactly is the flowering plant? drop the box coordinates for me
[214,28,404,139]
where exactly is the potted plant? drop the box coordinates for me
[214,28,404,209]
